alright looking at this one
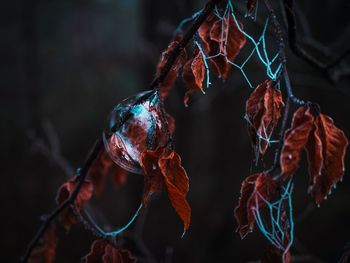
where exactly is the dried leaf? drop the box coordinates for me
[140,148,191,230]
[182,48,205,106]
[156,41,187,100]
[234,173,278,239]
[199,13,246,80]
[56,175,93,230]
[261,245,291,263]
[140,148,165,206]
[246,0,258,17]
[307,113,348,204]
[159,150,191,230]
[81,240,136,263]
[89,149,129,195]
[280,106,314,178]
[29,224,57,263]
[246,80,284,158]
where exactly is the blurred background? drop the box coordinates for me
[2,0,350,262]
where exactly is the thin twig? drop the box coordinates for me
[22,137,104,262]
[283,0,350,78]
[149,0,223,90]
[22,0,224,261]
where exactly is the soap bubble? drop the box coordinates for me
[103,90,170,174]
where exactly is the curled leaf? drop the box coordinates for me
[141,148,191,231]
[246,80,284,159]
[159,150,191,230]
[56,175,93,230]
[81,240,136,263]
[140,148,165,206]
[307,113,348,204]
[198,13,246,80]
[182,48,205,106]
[89,149,128,195]
[246,0,258,18]
[28,224,57,263]
[156,40,187,100]
[280,106,314,178]
[234,173,278,239]
[261,245,291,263]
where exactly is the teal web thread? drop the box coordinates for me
[86,203,143,237]
[252,180,294,255]
[194,0,283,90]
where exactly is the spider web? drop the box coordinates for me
[253,180,294,256]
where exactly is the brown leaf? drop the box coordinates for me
[261,245,291,263]
[29,224,57,263]
[246,80,284,158]
[81,240,137,263]
[280,106,314,178]
[199,13,246,80]
[159,150,191,230]
[140,148,191,230]
[56,175,93,230]
[307,113,348,204]
[182,48,205,106]
[156,41,187,100]
[246,0,258,17]
[234,173,279,239]
[140,148,165,206]
[89,149,129,195]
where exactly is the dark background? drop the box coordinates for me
[2,0,350,262]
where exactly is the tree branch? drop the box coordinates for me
[22,0,224,261]
[283,0,350,79]
[22,137,104,262]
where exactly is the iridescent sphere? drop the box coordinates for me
[103,90,169,174]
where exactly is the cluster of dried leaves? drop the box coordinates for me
[234,78,348,261]
[28,2,349,263]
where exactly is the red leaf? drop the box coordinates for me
[140,148,165,206]
[280,106,314,178]
[182,48,205,106]
[307,113,348,204]
[246,0,258,17]
[89,149,129,195]
[159,150,191,230]
[140,148,191,230]
[234,173,279,238]
[29,224,57,263]
[156,41,187,100]
[198,13,246,80]
[246,80,284,158]
[56,175,93,230]
[81,240,136,263]
[261,245,291,263]
[280,105,348,204]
